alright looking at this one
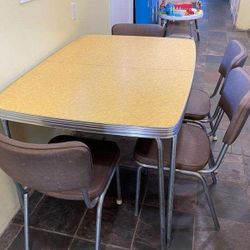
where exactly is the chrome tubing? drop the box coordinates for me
[23,191,30,250]
[135,166,143,216]
[116,167,122,205]
[156,138,166,250]
[166,135,177,248]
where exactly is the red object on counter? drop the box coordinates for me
[186,8,195,15]
[174,3,193,10]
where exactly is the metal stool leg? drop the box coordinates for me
[195,19,200,41]
[116,167,122,205]
[135,166,143,216]
[23,191,30,250]
[164,20,169,36]
[189,21,193,39]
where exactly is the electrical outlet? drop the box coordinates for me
[71,2,77,20]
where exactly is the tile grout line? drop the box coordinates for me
[11,193,45,226]
[28,193,46,218]
[66,196,131,250]
[67,206,88,250]
[27,226,75,238]
[6,194,45,249]
[6,224,23,250]
[129,173,149,249]
[73,236,130,250]
[191,186,199,250]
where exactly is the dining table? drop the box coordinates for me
[0,34,196,249]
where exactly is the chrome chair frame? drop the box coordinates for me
[17,166,122,250]
[1,120,122,250]
[190,40,248,138]
[201,105,225,140]
[210,75,224,99]
[196,75,224,140]
[134,121,229,231]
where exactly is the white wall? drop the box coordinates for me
[0,0,111,236]
[110,0,133,27]
[235,0,250,30]
[78,0,111,35]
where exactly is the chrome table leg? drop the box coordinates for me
[135,166,143,216]
[156,138,166,250]
[167,135,177,248]
[1,120,11,137]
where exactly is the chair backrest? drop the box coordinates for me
[0,134,93,193]
[219,68,250,145]
[219,40,248,78]
[112,23,166,37]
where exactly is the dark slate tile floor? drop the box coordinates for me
[1,0,250,249]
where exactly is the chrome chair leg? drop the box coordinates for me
[210,110,224,139]
[116,167,122,205]
[174,170,220,230]
[23,192,30,250]
[208,112,214,131]
[135,166,143,216]
[210,172,217,185]
[208,112,218,141]
[198,174,220,230]
[208,153,217,185]
[95,193,105,250]
[95,167,120,250]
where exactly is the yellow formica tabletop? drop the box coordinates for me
[0,35,196,138]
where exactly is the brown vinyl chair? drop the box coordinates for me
[112,23,166,37]
[185,40,248,133]
[0,135,122,250]
[133,68,250,230]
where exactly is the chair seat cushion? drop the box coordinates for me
[46,136,120,200]
[185,89,211,120]
[134,123,210,172]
